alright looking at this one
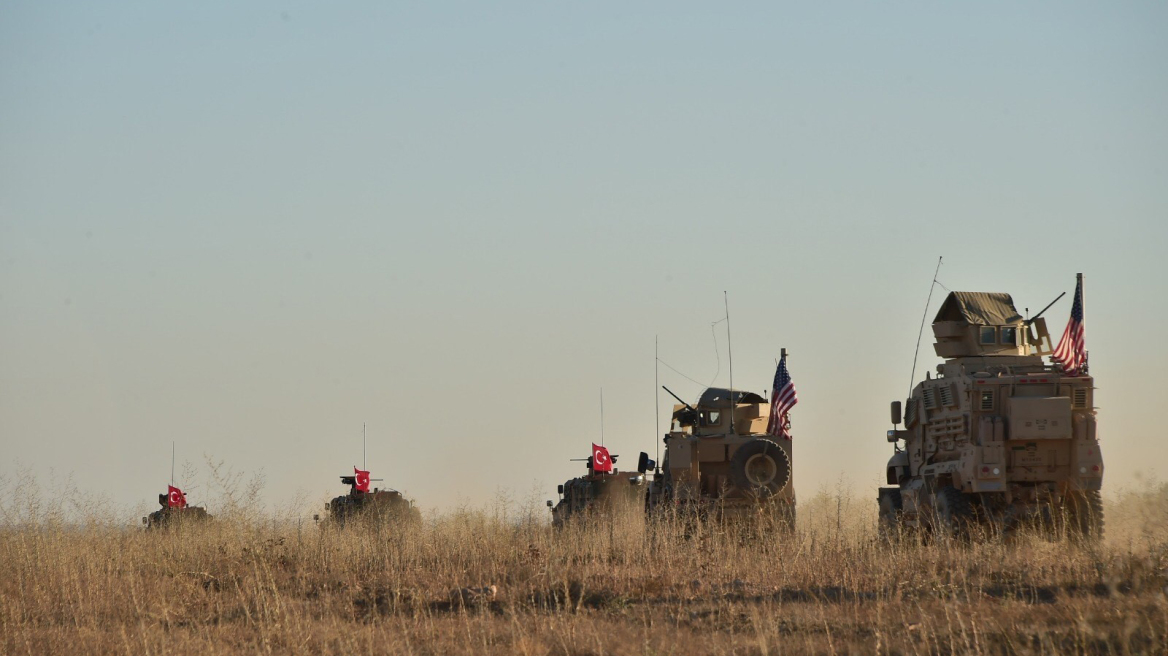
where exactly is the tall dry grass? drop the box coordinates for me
[1,473,1165,655]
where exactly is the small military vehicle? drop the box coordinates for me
[142,493,212,529]
[318,475,421,527]
[879,286,1103,539]
[547,454,647,527]
[643,387,795,528]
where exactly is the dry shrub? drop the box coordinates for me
[1,471,1165,655]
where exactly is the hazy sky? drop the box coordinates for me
[2,2,1165,517]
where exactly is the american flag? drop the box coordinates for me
[1051,275,1086,376]
[766,353,798,439]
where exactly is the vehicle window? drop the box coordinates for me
[979,326,997,344]
[701,411,721,426]
[1001,326,1017,345]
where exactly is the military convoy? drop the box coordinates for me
[548,453,646,527]
[137,276,1105,545]
[641,387,796,529]
[878,285,1103,539]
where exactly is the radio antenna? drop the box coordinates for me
[599,388,604,447]
[908,256,944,399]
[654,336,660,465]
[725,291,736,434]
[363,422,367,471]
[170,441,175,487]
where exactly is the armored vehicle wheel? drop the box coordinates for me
[932,486,974,538]
[878,489,903,541]
[1065,490,1103,541]
[729,439,790,498]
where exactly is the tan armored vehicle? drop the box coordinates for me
[318,475,421,527]
[547,454,647,527]
[644,387,795,528]
[879,287,1103,538]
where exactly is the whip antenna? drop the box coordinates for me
[171,441,175,487]
[600,388,604,447]
[363,422,366,471]
[908,257,944,399]
[654,336,660,465]
[725,291,735,434]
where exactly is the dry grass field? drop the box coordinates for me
[1,476,1166,655]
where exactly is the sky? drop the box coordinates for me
[2,1,1166,519]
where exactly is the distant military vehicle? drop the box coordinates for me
[879,285,1103,539]
[142,493,212,529]
[643,387,795,528]
[318,474,421,527]
[547,453,647,527]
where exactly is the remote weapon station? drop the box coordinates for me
[879,276,1103,538]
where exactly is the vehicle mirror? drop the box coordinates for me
[557,484,564,495]
[141,517,148,525]
[546,500,553,508]
[313,514,320,522]
[890,401,902,426]
[637,452,650,473]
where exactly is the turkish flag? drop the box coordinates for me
[167,485,187,509]
[592,443,613,473]
[354,467,371,493]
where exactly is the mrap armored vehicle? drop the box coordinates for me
[319,475,421,527]
[142,494,212,529]
[547,454,646,527]
[879,287,1103,538]
[643,387,795,528]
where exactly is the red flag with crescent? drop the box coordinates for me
[167,485,187,509]
[354,467,371,493]
[591,443,613,473]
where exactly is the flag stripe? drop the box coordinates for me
[766,354,798,440]
[1051,277,1086,376]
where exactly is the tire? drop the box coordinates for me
[1065,490,1104,542]
[932,485,974,538]
[878,489,903,541]
[728,439,791,498]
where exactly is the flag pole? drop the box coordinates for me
[1078,272,1085,373]
[781,348,788,434]
[171,441,174,487]
[363,422,366,471]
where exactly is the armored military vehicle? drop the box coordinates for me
[318,475,421,527]
[547,453,647,527]
[142,493,212,529]
[643,387,795,528]
[878,284,1103,539]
